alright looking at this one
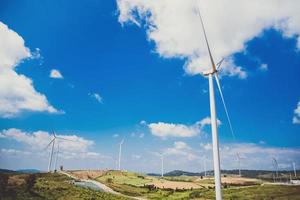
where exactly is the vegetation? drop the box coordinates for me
[0,172,130,200]
[1,170,300,200]
[95,170,300,199]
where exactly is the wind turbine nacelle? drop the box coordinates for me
[202,69,217,76]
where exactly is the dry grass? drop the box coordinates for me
[68,170,107,180]
[148,178,204,190]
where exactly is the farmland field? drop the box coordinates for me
[1,170,300,200]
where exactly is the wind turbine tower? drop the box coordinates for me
[203,156,207,177]
[237,153,241,176]
[161,154,164,177]
[293,162,297,178]
[196,4,229,200]
[118,138,124,171]
[272,157,279,182]
[54,143,60,171]
[45,131,75,172]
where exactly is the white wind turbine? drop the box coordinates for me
[272,157,279,182]
[203,156,207,177]
[196,4,237,200]
[118,138,124,171]
[160,153,164,177]
[292,162,297,178]
[54,143,60,171]
[45,131,74,172]
[236,153,241,176]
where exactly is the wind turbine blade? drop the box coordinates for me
[56,136,76,142]
[216,58,225,70]
[51,130,56,137]
[44,138,55,150]
[214,73,236,140]
[196,4,216,71]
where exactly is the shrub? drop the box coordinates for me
[189,191,201,198]
[106,178,113,183]
[25,174,36,192]
[0,174,9,195]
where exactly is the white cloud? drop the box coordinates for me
[259,63,268,71]
[132,154,141,159]
[0,128,94,153]
[139,133,144,138]
[293,101,300,124]
[164,141,198,161]
[140,120,147,125]
[0,21,59,118]
[113,134,119,138]
[50,69,63,79]
[148,117,219,138]
[117,0,300,78]
[200,142,212,150]
[89,92,103,103]
[218,143,300,170]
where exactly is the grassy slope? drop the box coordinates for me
[95,171,300,200]
[0,172,130,200]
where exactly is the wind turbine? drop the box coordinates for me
[272,157,279,182]
[160,153,164,177]
[118,138,124,171]
[54,143,60,171]
[196,4,236,200]
[45,131,74,172]
[203,156,207,177]
[293,162,297,178]
[236,153,241,176]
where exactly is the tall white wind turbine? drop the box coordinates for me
[45,131,75,172]
[54,143,60,171]
[196,4,236,200]
[118,138,124,171]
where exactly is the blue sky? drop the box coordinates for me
[0,0,300,173]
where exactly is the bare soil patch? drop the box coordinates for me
[68,170,107,180]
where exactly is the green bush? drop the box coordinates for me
[189,191,201,198]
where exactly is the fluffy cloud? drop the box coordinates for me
[50,69,63,79]
[164,141,198,161]
[0,21,59,118]
[159,141,300,171]
[89,92,103,103]
[117,0,300,77]
[292,101,300,124]
[0,128,94,153]
[148,117,220,138]
[218,143,300,170]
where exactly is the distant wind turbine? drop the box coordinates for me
[196,3,237,200]
[203,156,207,177]
[160,153,164,177]
[45,131,75,172]
[118,138,124,171]
[272,157,279,182]
[293,162,297,178]
[236,153,241,176]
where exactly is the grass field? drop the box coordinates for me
[0,172,130,200]
[94,170,300,199]
[1,170,300,200]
